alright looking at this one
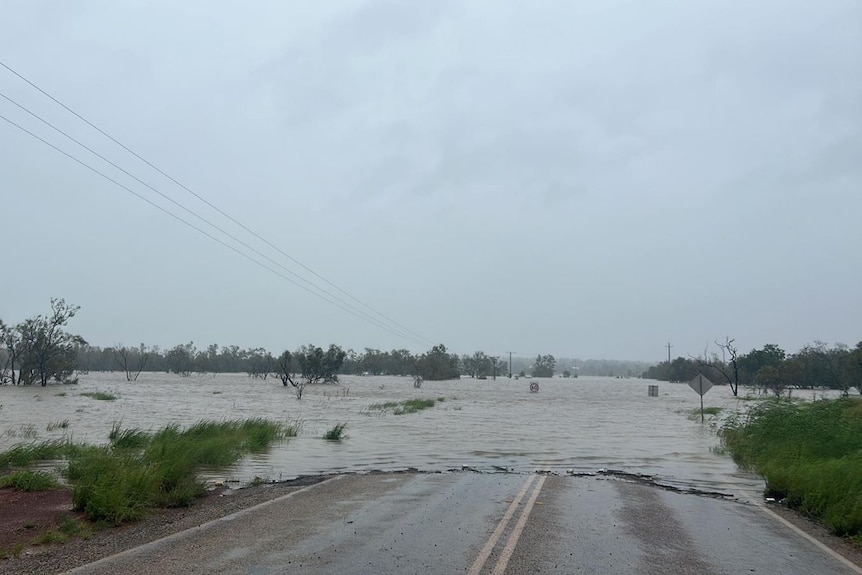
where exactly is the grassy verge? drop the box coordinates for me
[720,397,862,542]
[0,418,293,526]
[369,397,443,415]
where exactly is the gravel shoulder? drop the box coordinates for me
[0,476,329,575]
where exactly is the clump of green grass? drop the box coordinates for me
[81,392,117,401]
[30,515,92,546]
[0,439,76,468]
[109,424,152,450]
[70,418,287,523]
[368,398,439,415]
[0,470,59,491]
[721,397,862,538]
[32,530,64,545]
[323,423,347,440]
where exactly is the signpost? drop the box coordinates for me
[529,381,539,393]
[688,374,714,422]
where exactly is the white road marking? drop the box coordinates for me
[468,474,537,575]
[492,475,546,575]
[760,505,862,574]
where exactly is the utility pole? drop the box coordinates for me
[491,356,500,380]
[666,342,672,365]
[506,351,516,378]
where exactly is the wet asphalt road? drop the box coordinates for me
[65,473,861,575]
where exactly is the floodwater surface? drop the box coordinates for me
[0,373,776,500]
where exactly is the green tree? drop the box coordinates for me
[297,344,346,386]
[165,342,197,376]
[0,319,22,385]
[532,354,556,378]
[15,299,85,386]
[738,344,786,385]
[416,344,460,381]
[849,342,862,395]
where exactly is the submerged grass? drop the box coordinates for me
[0,439,78,468]
[368,398,440,415]
[323,423,347,440]
[0,418,289,526]
[80,392,118,401]
[721,397,862,539]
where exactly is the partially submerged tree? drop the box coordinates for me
[698,337,741,396]
[415,344,460,381]
[165,342,197,377]
[13,299,85,386]
[532,354,556,378]
[0,320,21,385]
[275,345,346,399]
[113,343,150,382]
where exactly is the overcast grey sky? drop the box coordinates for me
[1,0,860,362]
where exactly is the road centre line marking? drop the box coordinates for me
[492,475,547,575]
[468,474,537,575]
[760,506,862,575]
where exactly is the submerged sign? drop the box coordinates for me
[688,374,714,397]
[688,374,714,422]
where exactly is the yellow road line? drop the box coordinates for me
[492,475,546,575]
[468,474,537,575]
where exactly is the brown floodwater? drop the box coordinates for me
[0,373,800,501]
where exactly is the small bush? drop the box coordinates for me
[323,424,347,441]
[0,470,59,491]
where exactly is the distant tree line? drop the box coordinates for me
[642,340,862,396]
[74,342,553,382]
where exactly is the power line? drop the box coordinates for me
[0,90,426,346]
[0,58,431,346]
[0,111,429,347]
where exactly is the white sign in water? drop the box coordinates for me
[688,374,714,422]
[688,374,714,397]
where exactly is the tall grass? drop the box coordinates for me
[0,470,59,491]
[0,439,76,468]
[1,418,289,525]
[70,418,289,522]
[721,397,862,539]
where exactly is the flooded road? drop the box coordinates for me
[63,473,862,575]
[0,373,771,499]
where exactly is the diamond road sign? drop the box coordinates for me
[688,374,714,397]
